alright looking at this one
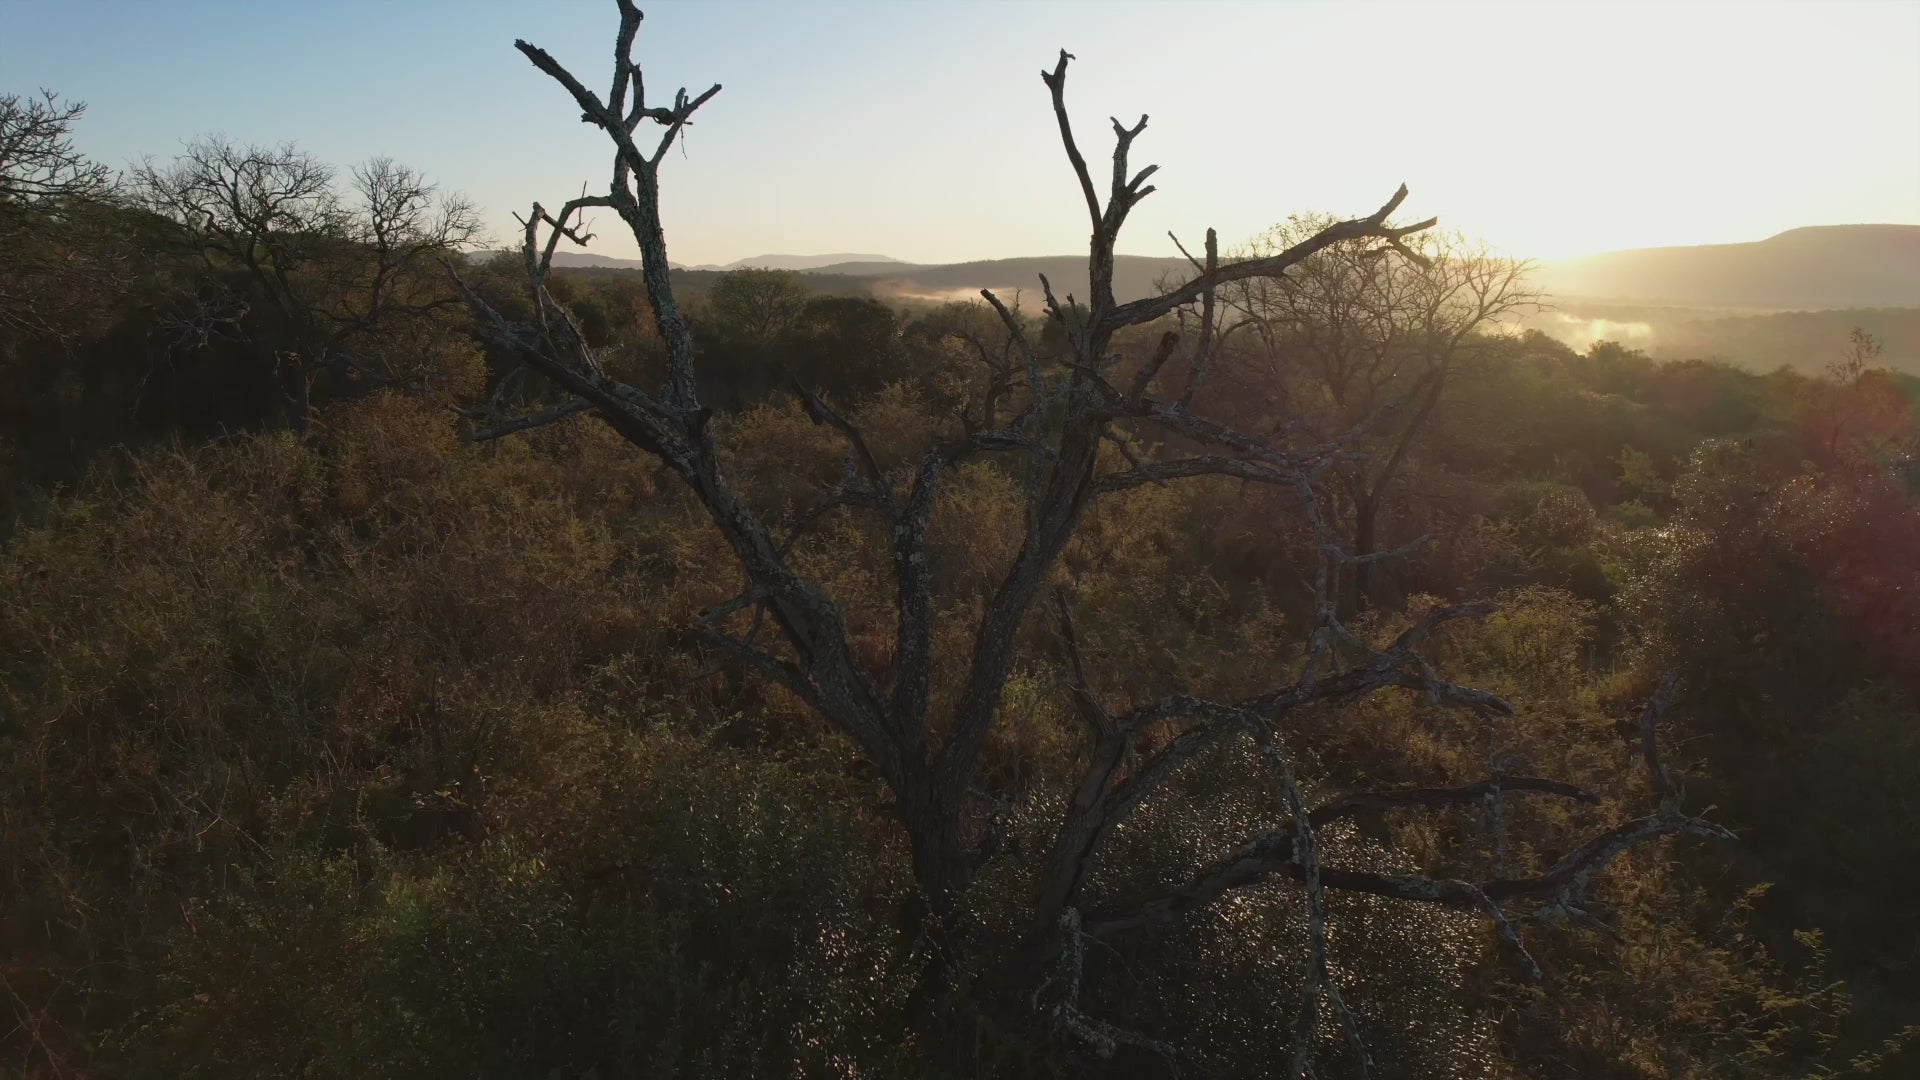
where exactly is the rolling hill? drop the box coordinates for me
[723,253,902,271]
[544,251,904,272]
[808,255,1193,304]
[546,250,1193,304]
[540,223,1917,320]
[1537,224,1920,309]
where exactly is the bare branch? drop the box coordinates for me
[469,20,1716,1058]
[1052,588,1115,740]
[1641,674,1681,806]
[461,397,595,442]
[1178,227,1219,410]
[0,90,112,203]
[1108,186,1436,331]
[980,288,1047,412]
[892,445,957,733]
[1125,329,1181,401]
[1091,805,1725,944]
[513,24,716,412]
[794,379,893,502]
[1039,50,1102,237]
[1094,452,1292,494]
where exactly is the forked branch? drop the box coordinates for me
[460,12,1731,1072]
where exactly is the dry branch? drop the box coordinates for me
[455,9,1734,1070]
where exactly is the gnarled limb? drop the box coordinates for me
[459,14,1717,1073]
[1107,187,1434,331]
[1083,683,1733,972]
[460,397,595,442]
[465,6,1045,915]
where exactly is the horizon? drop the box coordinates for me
[547,220,1920,271]
[4,0,1918,267]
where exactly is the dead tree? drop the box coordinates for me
[1212,224,1540,611]
[0,90,125,342]
[0,90,110,205]
[455,3,1733,1068]
[131,140,481,427]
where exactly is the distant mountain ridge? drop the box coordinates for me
[543,251,903,272]
[721,253,902,271]
[540,223,1919,312]
[1538,224,1920,309]
[806,255,1193,304]
[545,250,1191,303]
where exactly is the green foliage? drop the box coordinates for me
[119,733,915,1078]
[1616,445,1669,506]
[706,268,812,345]
[0,396,923,1075]
[1496,480,1599,550]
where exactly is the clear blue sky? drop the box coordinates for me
[4,0,1917,265]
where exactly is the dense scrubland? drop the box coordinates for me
[3,12,1919,1077]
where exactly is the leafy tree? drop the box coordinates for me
[1209,222,1540,610]
[706,266,811,344]
[788,294,904,397]
[1803,327,1914,468]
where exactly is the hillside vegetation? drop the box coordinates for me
[3,13,1918,1079]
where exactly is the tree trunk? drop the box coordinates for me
[898,785,972,1029]
[262,349,311,433]
[1350,492,1379,613]
[905,804,971,923]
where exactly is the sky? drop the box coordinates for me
[3,0,1917,266]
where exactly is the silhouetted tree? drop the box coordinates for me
[452,3,1733,1068]
[131,139,482,428]
[0,89,110,205]
[906,298,1026,429]
[707,266,810,344]
[0,90,129,342]
[788,294,903,396]
[1215,222,1538,609]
